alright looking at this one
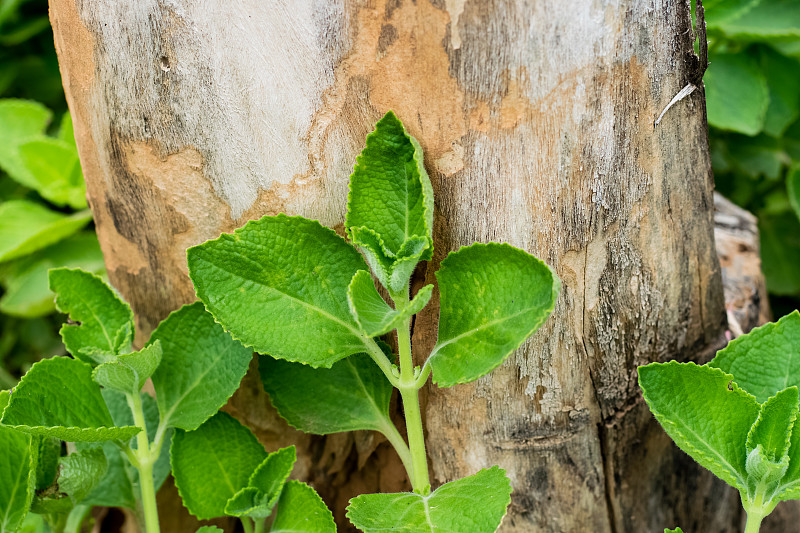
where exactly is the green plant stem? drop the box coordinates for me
[380,419,414,479]
[397,315,430,494]
[241,518,254,533]
[253,518,265,533]
[64,504,92,533]
[128,392,160,533]
[744,508,766,533]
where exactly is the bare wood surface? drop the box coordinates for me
[51,1,732,531]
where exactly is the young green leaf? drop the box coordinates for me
[224,446,296,518]
[347,269,433,336]
[346,466,512,533]
[92,341,162,394]
[260,351,394,435]
[49,268,134,365]
[0,233,105,318]
[32,447,107,514]
[270,480,336,533]
[1,357,140,442]
[664,528,684,533]
[746,387,798,461]
[430,243,560,387]
[705,52,769,136]
[19,138,86,209]
[0,391,37,533]
[638,361,760,490]
[709,311,800,402]
[150,302,252,431]
[345,111,434,263]
[774,420,800,501]
[171,412,267,520]
[0,201,92,263]
[348,228,431,294]
[0,99,51,189]
[188,214,370,368]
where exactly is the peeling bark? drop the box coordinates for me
[50,0,735,531]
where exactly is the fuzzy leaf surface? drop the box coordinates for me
[33,447,107,513]
[348,269,432,336]
[93,341,162,394]
[345,111,434,260]
[224,446,296,519]
[710,311,800,402]
[430,243,560,386]
[150,302,252,431]
[747,387,798,460]
[188,214,369,368]
[1,357,139,442]
[171,412,266,520]
[0,391,36,533]
[270,481,336,533]
[0,201,91,263]
[346,466,512,533]
[49,268,134,365]
[260,351,393,435]
[638,362,760,490]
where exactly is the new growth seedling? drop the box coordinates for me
[188,111,561,532]
[640,311,800,533]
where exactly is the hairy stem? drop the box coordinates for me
[744,509,766,533]
[397,315,430,494]
[128,393,160,533]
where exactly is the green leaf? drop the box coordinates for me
[758,47,800,137]
[0,356,140,442]
[195,528,222,533]
[270,481,336,533]
[703,0,760,28]
[260,351,394,435]
[345,111,434,261]
[346,466,512,533]
[348,228,431,293]
[759,211,800,295]
[58,112,76,147]
[0,200,92,262]
[710,311,800,402]
[0,390,36,533]
[789,166,800,223]
[775,417,800,501]
[49,268,134,365]
[34,437,61,491]
[171,411,267,520]
[638,362,760,490]
[19,137,86,209]
[224,446,296,518]
[747,387,798,460]
[348,269,433,336]
[0,99,51,189]
[705,52,769,136]
[150,302,252,431]
[0,233,105,318]
[32,447,108,514]
[188,214,370,368]
[723,134,786,180]
[664,528,684,533]
[79,443,134,509]
[430,243,560,387]
[716,0,800,39]
[92,341,163,394]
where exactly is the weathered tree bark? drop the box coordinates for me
[50,0,740,531]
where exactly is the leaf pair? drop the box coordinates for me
[639,311,800,509]
[171,411,335,532]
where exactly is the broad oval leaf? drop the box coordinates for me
[49,268,134,365]
[705,52,768,136]
[430,243,560,387]
[260,351,394,435]
[171,411,267,520]
[19,137,86,209]
[270,481,336,533]
[150,302,252,431]
[0,201,92,263]
[345,111,434,259]
[188,214,370,368]
[348,269,433,336]
[346,466,512,533]
[638,361,760,491]
[0,391,37,533]
[710,311,800,403]
[1,357,139,442]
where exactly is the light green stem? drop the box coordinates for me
[128,393,160,533]
[64,504,92,533]
[253,518,265,533]
[744,508,766,533]
[241,518,254,533]
[397,315,430,494]
[380,419,415,481]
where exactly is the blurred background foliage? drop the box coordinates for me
[0,0,104,389]
[0,0,797,389]
[699,0,800,316]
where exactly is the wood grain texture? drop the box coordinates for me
[50,0,731,530]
